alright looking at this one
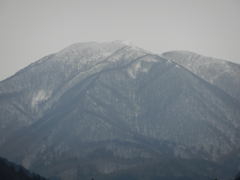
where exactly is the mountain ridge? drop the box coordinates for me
[162,51,240,102]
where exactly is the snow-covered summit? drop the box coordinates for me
[57,40,133,56]
[52,40,137,64]
[110,39,133,46]
[48,40,150,76]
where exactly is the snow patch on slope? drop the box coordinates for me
[31,90,51,107]
[127,58,153,78]
[128,62,141,78]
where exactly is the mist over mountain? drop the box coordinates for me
[0,40,239,180]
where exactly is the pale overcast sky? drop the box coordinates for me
[0,0,240,81]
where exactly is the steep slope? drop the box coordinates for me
[0,41,240,180]
[0,40,147,145]
[162,51,240,102]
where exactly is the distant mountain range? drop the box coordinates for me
[0,40,239,180]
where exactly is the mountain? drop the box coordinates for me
[162,51,240,102]
[0,156,47,180]
[0,40,239,180]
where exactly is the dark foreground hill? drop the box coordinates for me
[1,156,239,180]
[0,157,47,180]
[0,40,239,180]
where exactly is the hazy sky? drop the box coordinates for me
[0,0,240,81]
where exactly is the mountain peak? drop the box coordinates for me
[111,39,133,46]
[55,40,135,59]
[64,40,133,51]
